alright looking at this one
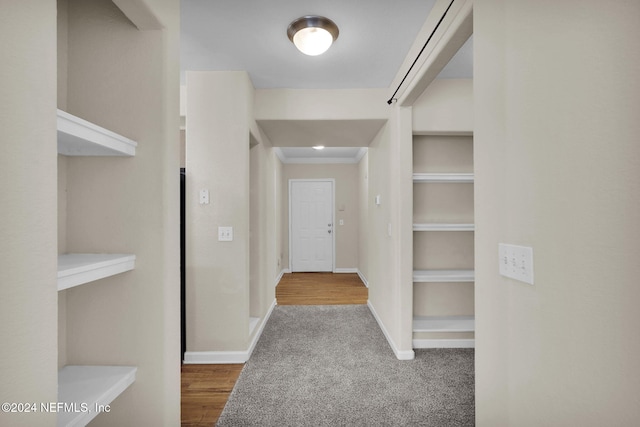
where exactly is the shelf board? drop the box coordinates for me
[413,269,475,282]
[57,109,137,156]
[413,223,474,231]
[58,365,136,427]
[413,173,474,183]
[413,316,475,333]
[58,254,136,291]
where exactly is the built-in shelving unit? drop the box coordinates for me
[412,135,475,348]
[57,109,137,157]
[413,269,475,283]
[57,254,136,291]
[413,223,474,231]
[413,316,475,332]
[57,109,138,424]
[413,173,474,183]
[57,365,136,427]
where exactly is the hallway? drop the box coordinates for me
[181,273,368,426]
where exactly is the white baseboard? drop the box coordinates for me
[183,299,277,364]
[333,268,358,273]
[183,350,248,364]
[357,270,368,288]
[413,339,475,349]
[367,301,415,360]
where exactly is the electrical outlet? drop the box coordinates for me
[499,243,534,284]
[218,226,233,241]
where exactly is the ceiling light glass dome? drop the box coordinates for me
[287,16,339,56]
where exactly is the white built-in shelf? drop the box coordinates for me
[57,109,137,156]
[413,316,475,333]
[413,173,474,183]
[413,269,475,283]
[58,365,136,427]
[413,223,475,231]
[58,254,136,291]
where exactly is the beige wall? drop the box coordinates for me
[412,79,473,134]
[185,71,281,357]
[255,89,389,120]
[249,130,279,326]
[186,71,252,352]
[363,106,415,358]
[475,1,640,425]
[364,121,396,338]
[0,1,58,426]
[358,152,370,282]
[281,163,360,271]
[59,0,180,425]
[180,129,186,168]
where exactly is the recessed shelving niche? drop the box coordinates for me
[57,108,139,424]
[412,134,475,348]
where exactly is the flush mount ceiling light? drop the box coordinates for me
[312,145,325,150]
[287,15,339,56]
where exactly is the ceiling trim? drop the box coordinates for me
[274,147,367,164]
[389,0,473,106]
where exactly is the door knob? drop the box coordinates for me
[328,229,332,234]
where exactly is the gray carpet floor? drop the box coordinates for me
[217,305,474,426]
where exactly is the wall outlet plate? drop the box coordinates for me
[218,226,233,241]
[499,243,534,284]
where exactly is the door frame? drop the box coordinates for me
[288,179,336,273]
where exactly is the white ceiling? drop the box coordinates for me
[181,0,440,89]
[180,0,473,162]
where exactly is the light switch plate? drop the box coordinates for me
[218,226,233,241]
[199,189,209,205]
[499,243,534,284]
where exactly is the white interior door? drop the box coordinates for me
[290,180,334,272]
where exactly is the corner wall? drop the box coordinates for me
[365,105,415,360]
[358,152,370,283]
[186,71,252,353]
[475,1,640,425]
[249,129,279,325]
[185,71,281,362]
[0,2,58,425]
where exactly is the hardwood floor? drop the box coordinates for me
[181,273,368,425]
[276,272,368,305]
[181,364,243,427]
